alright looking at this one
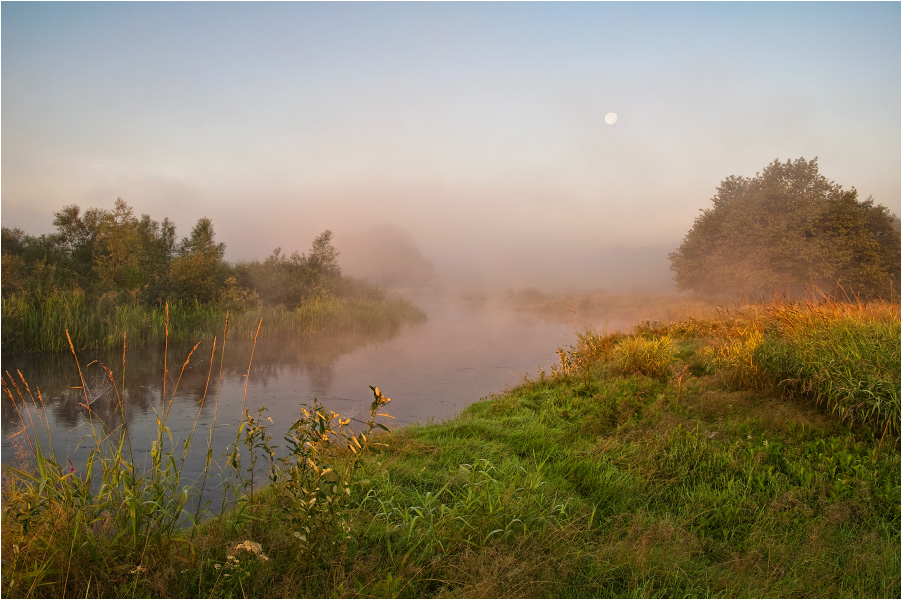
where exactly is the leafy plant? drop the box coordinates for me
[274,387,393,559]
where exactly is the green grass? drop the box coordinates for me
[2,297,899,598]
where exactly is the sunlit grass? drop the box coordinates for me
[1,295,898,598]
[755,299,901,437]
[1,308,395,598]
[553,296,899,437]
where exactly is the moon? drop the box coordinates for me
[604,112,618,125]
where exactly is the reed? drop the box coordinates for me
[2,295,897,598]
[0,309,223,596]
[0,309,395,598]
[1,292,426,354]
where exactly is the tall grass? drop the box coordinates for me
[2,295,898,598]
[1,308,394,598]
[555,296,900,438]
[755,299,901,437]
[553,328,679,381]
[610,334,679,380]
[1,291,426,354]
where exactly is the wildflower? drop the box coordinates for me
[235,540,269,561]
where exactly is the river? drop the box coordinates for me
[1,295,629,491]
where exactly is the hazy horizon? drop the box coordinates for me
[3,2,899,293]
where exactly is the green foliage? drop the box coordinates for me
[260,388,392,561]
[235,230,343,307]
[1,332,394,598]
[3,200,424,353]
[366,458,574,564]
[168,217,227,304]
[3,299,899,598]
[670,157,901,298]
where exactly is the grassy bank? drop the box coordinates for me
[2,297,899,598]
[1,290,426,354]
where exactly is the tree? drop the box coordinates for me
[168,217,227,303]
[49,199,180,301]
[669,158,900,298]
[303,230,341,295]
[93,198,146,295]
[53,203,103,285]
[237,230,342,307]
[1,226,76,298]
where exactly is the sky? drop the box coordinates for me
[2,1,900,292]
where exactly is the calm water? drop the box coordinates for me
[1,297,626,487]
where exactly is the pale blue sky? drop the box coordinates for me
[2,1,899,290]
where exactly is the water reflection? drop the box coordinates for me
[2,298,621,494]
[2,328,396,434]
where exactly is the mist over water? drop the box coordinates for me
[1,293,644,486]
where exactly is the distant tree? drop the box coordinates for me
[669,158,901,298]
[1,226,74,298]
[93,198,147,295]
[53,203,104,286]
[48,199,179,301]
[303,230,342,295]
[238,230,342,307]
[136,214,177,301]
[168,217,227,303]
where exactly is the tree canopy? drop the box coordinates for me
[1,198,348,308]
[669,158,900,299]
[670,158,900,297]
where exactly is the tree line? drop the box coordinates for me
[1,198,366,309]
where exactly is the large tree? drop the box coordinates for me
[669,158,900,298]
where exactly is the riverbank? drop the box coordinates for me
[2,297,899,598]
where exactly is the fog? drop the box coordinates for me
[2,2,900,294]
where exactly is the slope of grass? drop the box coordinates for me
[2,297,899,598]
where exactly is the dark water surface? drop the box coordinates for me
[1,298,624,487]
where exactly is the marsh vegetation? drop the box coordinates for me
[2,295,898,598]
[1,199,426,355]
